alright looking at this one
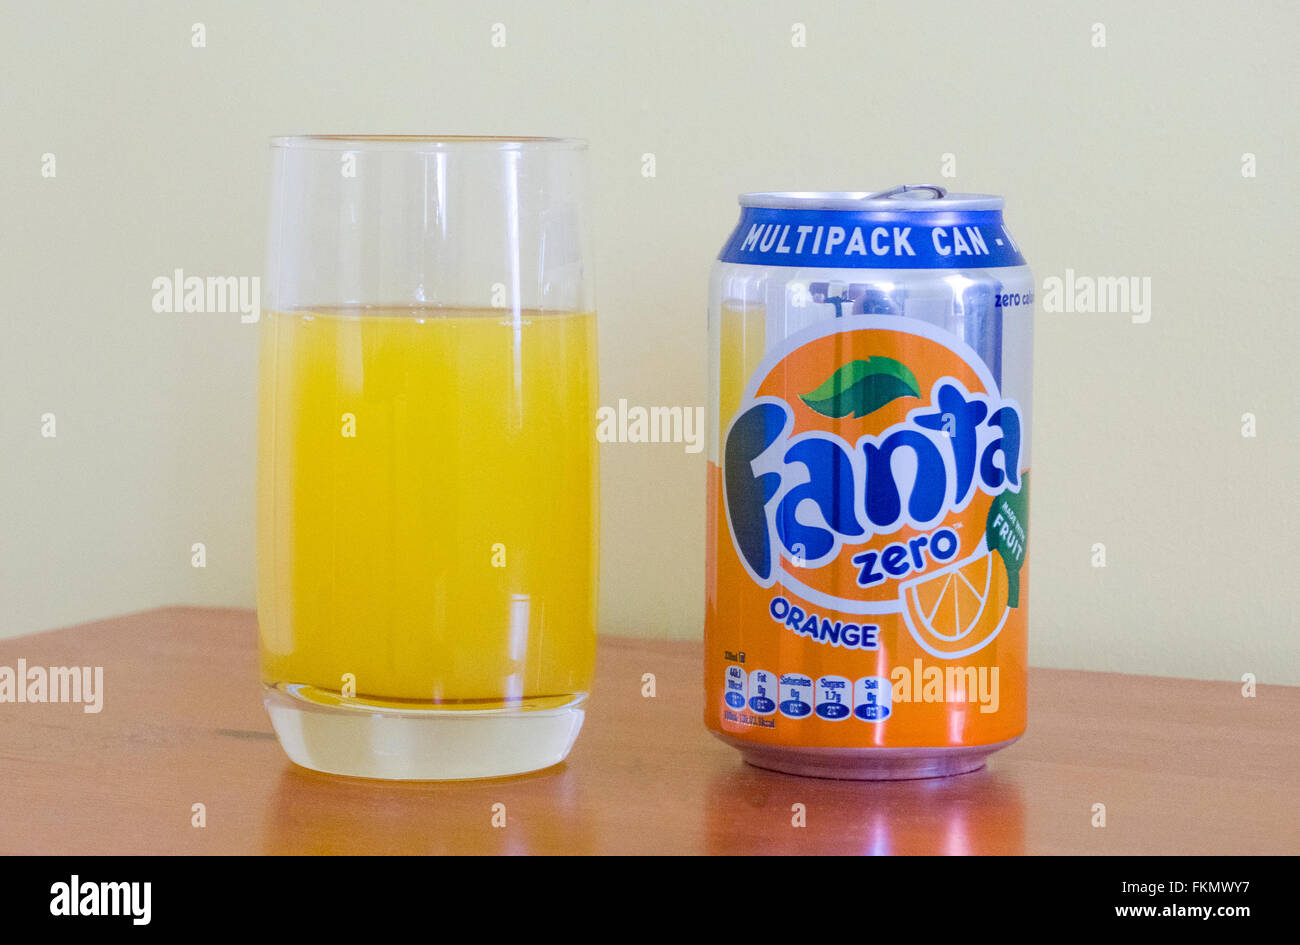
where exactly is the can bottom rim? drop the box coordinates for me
[715,733,1023,781]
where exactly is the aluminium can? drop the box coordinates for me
[705,186,1033,779]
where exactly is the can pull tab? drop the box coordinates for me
[870,184,948,201]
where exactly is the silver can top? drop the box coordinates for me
[739,185,1004,212]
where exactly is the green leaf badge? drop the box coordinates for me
[798,357,920,419]
[985,473,1029,607]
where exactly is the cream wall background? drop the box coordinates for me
[2,1,1297,684]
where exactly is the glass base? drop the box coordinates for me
[264,684,586,781]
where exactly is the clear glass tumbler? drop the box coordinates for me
[257,136,597,780]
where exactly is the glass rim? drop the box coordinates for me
[269,134,588,152]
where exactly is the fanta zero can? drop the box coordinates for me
[705,186,1033,778]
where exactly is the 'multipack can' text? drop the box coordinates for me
[705,186,1033,779]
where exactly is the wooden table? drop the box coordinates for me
[0,607,1295,855]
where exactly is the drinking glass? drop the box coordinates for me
[257,136,596,779]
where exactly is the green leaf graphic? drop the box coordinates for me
[985,473,1030,608]
[798,357,921,419]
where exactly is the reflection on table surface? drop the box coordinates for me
[703,763,1026,856]
[262,755,1024,855]
[263,762,593,856]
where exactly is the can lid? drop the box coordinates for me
[739,185,1004,212]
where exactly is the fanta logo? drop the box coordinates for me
[724,377,1021,586]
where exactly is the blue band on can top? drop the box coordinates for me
[718,207,1026,269]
